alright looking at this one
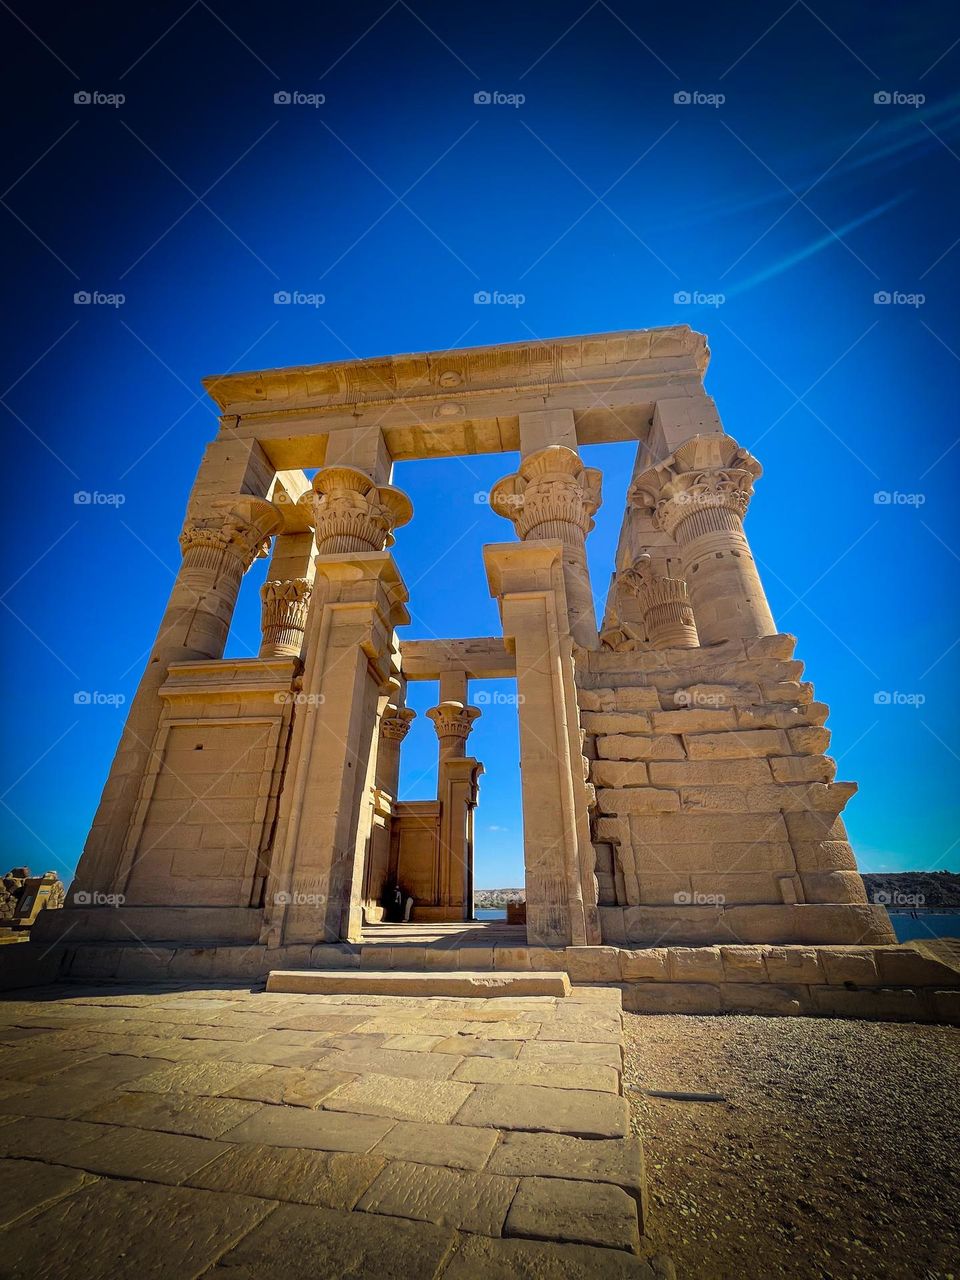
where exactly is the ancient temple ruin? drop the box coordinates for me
[44,326,897,976]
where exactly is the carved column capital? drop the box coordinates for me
[380,705,416,742]
[260,577,313,658]
[630,435,775,645]
[179,495,283,580]
[426,701,481,757]
[631,434,761,542]
[301,465,413,554]
[489,446,602,547]
[619,554,698,649]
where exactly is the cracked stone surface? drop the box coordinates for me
[0,983,646,1277]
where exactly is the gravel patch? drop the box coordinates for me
[624,1013,960,1279]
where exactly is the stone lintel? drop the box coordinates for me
[400,637,516,681]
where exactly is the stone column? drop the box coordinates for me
[363,701,416,918]
[175,496,283,656]
[619,553,699,649]
[484,542,601,947]
[426,701,482,913]
[260,478,317,660]
[632,434,776,646]
[489,446,602,649]
[303,465,412,554]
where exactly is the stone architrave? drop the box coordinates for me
[619,554,698,649]
[631,434,775,645]
[490,446,602,649]
[484,542,601,947]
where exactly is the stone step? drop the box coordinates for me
[266,968,573,997]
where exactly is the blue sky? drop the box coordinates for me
[1,0,957,888]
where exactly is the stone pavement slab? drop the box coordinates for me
[441,1234,660,1279]
[455,1083,630,1139]
[505,1176,641,1252]
[452,1056,620,1094]
[80,1089,261,1139]
[370,1120,499,1171]
[487,1132,646,1214]
[0,982,645,1275]
[357,1159,518,1235]
[220,1102,394,1152]
[0,1177,272,1279]
[322,1072,474,1123]
[212,1201,457,1280]
[188,1142,385,1208]
[0,1158,97,1228]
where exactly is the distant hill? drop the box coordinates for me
[862,872,960,908]
[477,874,960,910]
[475,888,524,908]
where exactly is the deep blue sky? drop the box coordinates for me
[1,0,957,888]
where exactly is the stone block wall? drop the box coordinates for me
[577,635,893,946]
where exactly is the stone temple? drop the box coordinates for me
[29,322,922,1005]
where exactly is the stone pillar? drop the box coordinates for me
[426,702,482,914]
[489,445,602,649]
[632,434,775,646]
[303,465,412,555]
[619,554,699,649]
[484,542,601,947]
[263,552,411,945]
[75,483,282,897]
[364,702,416,919]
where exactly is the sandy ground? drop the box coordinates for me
[624,1014,960,1280]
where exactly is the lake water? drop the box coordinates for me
[472,908,960,938]
[888,912,960,942]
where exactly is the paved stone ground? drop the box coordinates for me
[0,981,670,1279]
